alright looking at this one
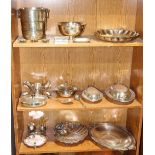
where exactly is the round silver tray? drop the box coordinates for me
[89,123,136,150]
[105,85,135,104]
[54,122,88,144]
[24,132,47,148]
[20,95,47,107]
[95,28,139,42]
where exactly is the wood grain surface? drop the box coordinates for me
[19,47,133,90]
[16,0,138,36]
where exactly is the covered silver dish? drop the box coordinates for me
[105,84,135,104]
[89,123,136,150]
[95,28,139,42]
[54,122,88,144]
[82,86,103,103]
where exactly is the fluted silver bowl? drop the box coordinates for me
[58,22,86,38]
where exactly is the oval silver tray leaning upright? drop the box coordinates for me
[54,122,88,144]
[95,28,139,42]
[89,123,136,151]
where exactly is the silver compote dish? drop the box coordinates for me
[105,84,135,104]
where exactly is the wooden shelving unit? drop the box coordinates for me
[13,36,143,48]
[11,0,143,155]
[17,98,142,111]
[19,140,110,154]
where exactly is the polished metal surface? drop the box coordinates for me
[54,122,88,144]
[95,28,139,42]
[105,84,135,104]
[58,22,86,40]
[24,132,47,148]
[89,123,136,150]
[17,7,50,40]
[82,86,103,103]
[20,94,47,107]
[56,83,78,98]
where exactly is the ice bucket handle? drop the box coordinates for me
[45,9,50,18]
[16,9,21,18]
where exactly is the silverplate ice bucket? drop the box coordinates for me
[17,7,50,40]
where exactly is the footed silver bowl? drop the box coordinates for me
[58,21,86,40]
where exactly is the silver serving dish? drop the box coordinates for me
[24,132,47,148]
[56,83,78,98]
[54,122,88,144]
[89,123,136,150]
[105,84,135,104]
[58,21,86,40]
[82,86,103,103]
[95,28,139,42]
[20,94,47,107]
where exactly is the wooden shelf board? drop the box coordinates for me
[19,140,110,154]
[13,36,143,48]
[17,98,142,111]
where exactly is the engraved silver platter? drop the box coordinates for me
[95,28,139,42]
[24,132,47,148]
[89,123,136,150]
[54,122,88,144]
[105,84,135,104]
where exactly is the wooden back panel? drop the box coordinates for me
[16,0,138,36]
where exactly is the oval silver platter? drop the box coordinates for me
[89,123,136,150]
[54,122,88,144]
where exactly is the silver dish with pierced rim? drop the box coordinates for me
[54,122,88,144]
[89,123,136,150]
[95,28,139,42]
[104,84,135,104]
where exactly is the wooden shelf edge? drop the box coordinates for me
[13,36,143,48]
[17,98,142,111]
[19,140,110,154]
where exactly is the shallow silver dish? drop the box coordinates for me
[89,123,136,150]
[57,83,78,98]
[24,132,47,148]
[20,94,47,107]
[82,86,103,103]
[105,84,135,104]
[95,28,139,42]
[58,22,86,40]
[54,122,88,144]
